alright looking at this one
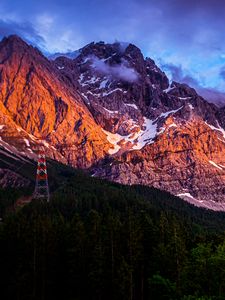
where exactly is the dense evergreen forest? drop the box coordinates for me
[1,161,225,299]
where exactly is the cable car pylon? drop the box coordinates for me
[33,147,50,202]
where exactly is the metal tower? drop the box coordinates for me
[33,149,50,202]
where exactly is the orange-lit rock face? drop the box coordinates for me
[0,35,111,168]
[1,35,225,209]
[94,117,225,208]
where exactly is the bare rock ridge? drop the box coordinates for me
[1,35,225,210]
[0,35,111,168]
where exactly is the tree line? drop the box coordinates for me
[1,172,225,299]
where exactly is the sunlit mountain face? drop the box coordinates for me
[1,0,225,210]
[1,34,225,210]
[1,0,225,105]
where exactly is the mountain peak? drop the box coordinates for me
[1,34,29,47]
[1,34,225,210]
[0,35,35,61]
[0,34,49,67]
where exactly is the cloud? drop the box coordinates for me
[196,87,225,107]
[219,66,225,81]
[116,41,130,53]
[90,55,139,82]
[1,0,225,93]
[163,62,225,106]
[0,19,45,48]
[162,63,199,86]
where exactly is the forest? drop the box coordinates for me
[1,164,225,300]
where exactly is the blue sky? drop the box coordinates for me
[1,0,225,103]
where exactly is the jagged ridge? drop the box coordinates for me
[1,35,225,209]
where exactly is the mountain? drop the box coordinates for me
[1,35,225,210]
[48,49,81,60]
[0,35,111,168]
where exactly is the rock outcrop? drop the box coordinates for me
[0,35,111,168]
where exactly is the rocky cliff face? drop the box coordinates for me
[0,35,111,168]
[1,35,225,210]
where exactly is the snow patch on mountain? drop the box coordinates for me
[102,117,159,153]
[102,107,182,154]
[81,92,90,104]
[103,107,119,114]
[209,160,223,170]
[23,139,30,147]
[168,123,177,128]
[178,97,192,100]
[132,118,158,150]
[177,192,196,200]
[125,103,138,110]
[79,74,99,86]
[206,121,225,140]
[177,191,225,211]
[0,137,33,161]
[102,130,123,154]
[99,78,108,89]
[159,106,183,119]
[103,88,123,96]
[163,85,175,93]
